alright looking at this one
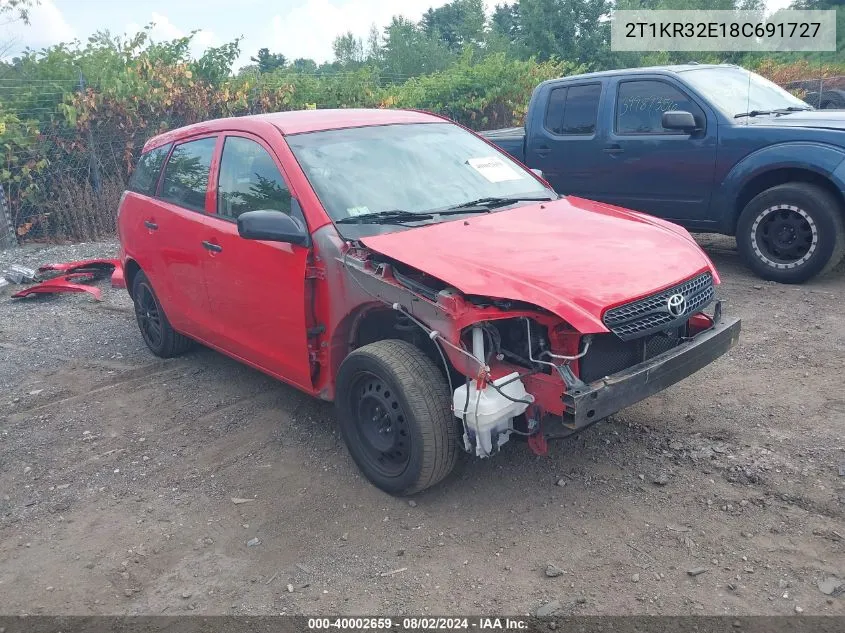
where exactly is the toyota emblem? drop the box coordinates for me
[667,293,687,317]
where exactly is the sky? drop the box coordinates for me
[1,0,797,70]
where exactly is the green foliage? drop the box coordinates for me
[388,52,583,129]
[250,48,287,73]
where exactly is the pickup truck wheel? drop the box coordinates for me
[737,183,845,283]
[335,339,459,496]
[132,271,194,357]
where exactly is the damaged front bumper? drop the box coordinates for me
[560,314,741,429]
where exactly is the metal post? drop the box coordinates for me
[78,72,101,193]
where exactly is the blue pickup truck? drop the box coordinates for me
[481,64,845,283]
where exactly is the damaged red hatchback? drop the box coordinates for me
[117,109,741,495]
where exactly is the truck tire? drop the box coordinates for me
[335,339,460,496]
[132,270,194,357]
[736,183,845,283]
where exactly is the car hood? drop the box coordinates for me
[746,110,845,130]
[360,197,717,333]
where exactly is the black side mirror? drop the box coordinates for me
[662,110,698,133]
[237,209,310,247]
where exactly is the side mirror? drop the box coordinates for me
[662,110,698,133]
[237,209,310,247]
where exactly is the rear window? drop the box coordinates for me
[127,144,171,196]
[159,137,217,212]
[544,84,601,135]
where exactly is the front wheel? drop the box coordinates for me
[736,183,845,283]
[335,339,460,496]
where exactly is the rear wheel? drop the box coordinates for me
[736,183,845,283]
[132,271,194,357]
[335,340,460,496]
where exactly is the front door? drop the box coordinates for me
[199,133,312,390]
[597,77,718,224]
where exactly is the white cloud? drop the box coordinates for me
[1,0,75,54]
[125,12,220,59]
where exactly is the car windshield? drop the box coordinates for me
[286,122,554,235]
[681,67,811,118]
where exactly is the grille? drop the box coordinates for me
[579,327,684,383]
[603,272,714,341]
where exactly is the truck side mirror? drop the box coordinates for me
[662,110,698,133]
[237,209,311,247]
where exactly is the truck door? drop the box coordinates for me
[526,82,607,199]
[597,77,718,225]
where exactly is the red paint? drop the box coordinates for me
[119,108,725,415]
[12,276,103,301]
[361,197,716,333]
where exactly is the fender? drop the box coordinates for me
[714,141,845,232]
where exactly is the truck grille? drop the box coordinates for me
[602,272,714,341]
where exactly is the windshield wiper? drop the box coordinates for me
[773,106,814,114]
[444,195,555,212]
[734,110,773,119]
[336,209,434,225]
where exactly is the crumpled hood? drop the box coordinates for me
[360,197,717,333]
[746,110,845,131]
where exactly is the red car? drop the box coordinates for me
[117,109,741,495]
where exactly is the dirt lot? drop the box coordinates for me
[0,237,843,617]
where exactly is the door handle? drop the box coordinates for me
[202,241,222,253]
[603,144,624,155]
[535,146,551,158]
[144,220,158,230]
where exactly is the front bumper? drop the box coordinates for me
[560,314,741,429]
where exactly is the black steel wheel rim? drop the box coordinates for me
[135,283,163,348]
[755,206,814,265]
[349,371,411,478]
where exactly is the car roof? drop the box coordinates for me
[539,63,741,86]
[143,108,445,151]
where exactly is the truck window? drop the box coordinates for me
[128,144,171,196]
[616,80,705,135]
[159,137,217,212]
[216,136,292,220]
[544,84,601,135]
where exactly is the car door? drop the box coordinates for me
[138,135,217,338]
[526,82,606,198]
[598,77,718,224]
[198,133,312,390]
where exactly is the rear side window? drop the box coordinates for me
[544,84,601,135]
[217,136,292,220]
[159,137,217,212]
[128,144,171,196]
[616,80,705,135]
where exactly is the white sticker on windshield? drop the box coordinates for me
[346,206,371,217]
[466,156,523,183]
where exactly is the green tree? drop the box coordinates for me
[382,16,454,78]
[420,0,487,53]
[250,48,287,73]
[516,0,612,67]
[291,58,318,73]
[333,31,364,66]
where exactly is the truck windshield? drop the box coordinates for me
[681,67,811,118]
[286,122,553,234]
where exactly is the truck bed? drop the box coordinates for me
[480,126,525,164]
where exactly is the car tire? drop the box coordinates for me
[736,183,845,284]
[131,270,194,357]
[335,339,460,496]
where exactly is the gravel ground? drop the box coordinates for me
[0,236,843,617]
